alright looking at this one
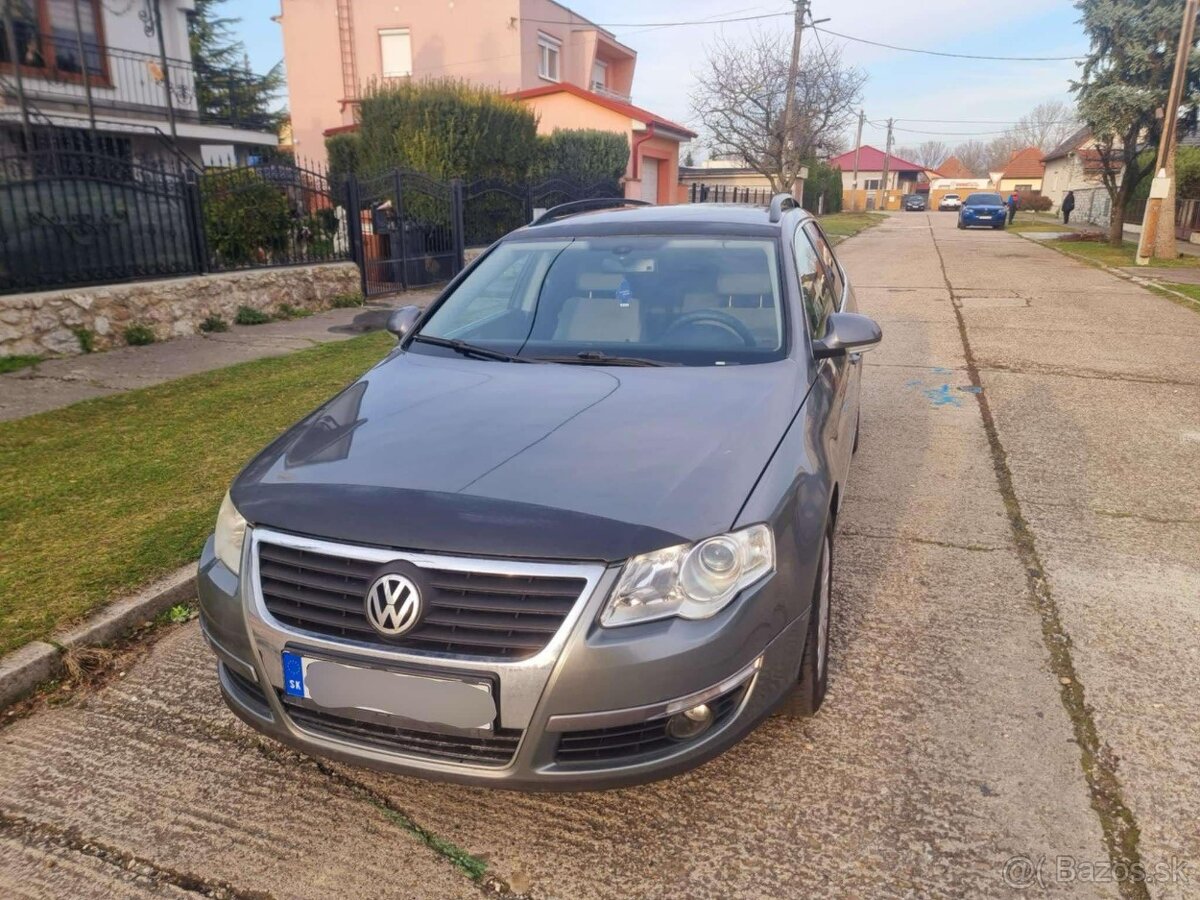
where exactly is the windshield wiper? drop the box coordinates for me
[534,351,678,367]
[410,334,531,363]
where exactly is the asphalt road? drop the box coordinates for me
[2,212,1197,899]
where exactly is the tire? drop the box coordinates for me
[957,220,965,229]
[775,524,833,718]
[994,223,1005,230]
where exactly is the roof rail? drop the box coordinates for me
[530,197,653,226]
[768,193,799,223]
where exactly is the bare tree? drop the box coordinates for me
[986,133,1021,172]
[894,140,949,169]
[1010,100,1081,152]
[690,30,866,192]
[951,140,990,177]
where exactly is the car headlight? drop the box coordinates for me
[601,524,774,627]
[213,490,247,575]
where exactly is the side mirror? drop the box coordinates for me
[386,305,421,341]
[813,312,883,359]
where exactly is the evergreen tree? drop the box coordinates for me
[1073,0,1200,244]
[188,0,285,133]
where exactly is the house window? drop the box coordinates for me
[538,32,560,81]
[590,59,607,91]
[0,0,106,78]
[865,178,881,190]
[379,28,412,79]
[1015,183,1032,192]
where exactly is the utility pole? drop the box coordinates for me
[850,109,864,211]
[778,0,807,197]
[877,118,893,211]
[1137,0,1198,265]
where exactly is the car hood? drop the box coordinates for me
[233,349,807,562]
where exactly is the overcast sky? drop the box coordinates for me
[235,0,1086,155]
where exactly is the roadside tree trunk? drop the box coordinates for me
[1153,143,1178,259]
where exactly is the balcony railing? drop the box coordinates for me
[0,32,276,133]
[590,83,632,104]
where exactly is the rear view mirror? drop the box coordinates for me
[386,305,422,341]
[813,312,883,359]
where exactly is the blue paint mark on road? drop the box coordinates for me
[923,384,962,407]
[932,366,952,374]
[958,385,982,394]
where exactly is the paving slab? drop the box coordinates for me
[925,210,1200,897]
[0,628,479,900]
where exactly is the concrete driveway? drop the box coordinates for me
[1,212,1196,898]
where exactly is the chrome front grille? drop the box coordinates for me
[256,540,588,660]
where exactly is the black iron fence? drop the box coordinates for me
[688,182,775,205]
[0,139,348,294]
[0,137,624,296]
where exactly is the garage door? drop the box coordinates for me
[641,158,659,204]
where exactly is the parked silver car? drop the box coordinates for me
[198,196,882,789]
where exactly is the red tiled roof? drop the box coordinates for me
[935,156,975,179]
[509,83,697,138]
[1001,146,1045,179]
[827,145,933,173]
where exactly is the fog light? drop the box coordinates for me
[665,703,714,741]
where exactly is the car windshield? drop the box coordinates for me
[412,236,787,366]
[945,194,959,199]
[966,193,1002,205]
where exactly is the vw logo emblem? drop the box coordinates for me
[365,573,422,637]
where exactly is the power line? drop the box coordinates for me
[520,11,791,29]
[813,26,1085,62]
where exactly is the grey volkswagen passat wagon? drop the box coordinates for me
[198,195,882,790]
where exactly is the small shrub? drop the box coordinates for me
[123,324,155,346]
[199,314,229,333]
[275,303,312,320]
[1018,193,1052,212]
[73,327,95,354]
[200,170,292,268]
[235,305,271,325]
[329,291,365,309]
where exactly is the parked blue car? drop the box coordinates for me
[957,192,1007,230]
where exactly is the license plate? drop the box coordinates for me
[282,651,496,730]
[976,214,991,220]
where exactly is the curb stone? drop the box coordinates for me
[0,564,196,711]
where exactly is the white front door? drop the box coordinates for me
[641,157,660,204]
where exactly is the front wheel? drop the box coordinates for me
[775,525,833,718]
[957,220,965,229]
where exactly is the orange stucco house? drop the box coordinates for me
[278,0,694,202]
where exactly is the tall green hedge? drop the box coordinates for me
[536,129,629,181]
[802,159,843,214]
[325,132,361,188]
[345,79,539,181]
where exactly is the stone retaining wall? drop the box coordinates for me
[0,263,360,357]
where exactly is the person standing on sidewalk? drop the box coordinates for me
[1061,191,1076,225]
[1007,192,1020,225]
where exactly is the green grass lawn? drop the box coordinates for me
[0,355,41,375]
[818,211,887,240]
[1050,239,1200,269]
[0,331,393,655]
[1007,220,1078,233]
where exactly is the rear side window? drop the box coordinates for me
[793,225,838,338]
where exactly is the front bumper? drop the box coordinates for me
[199,528,808,790]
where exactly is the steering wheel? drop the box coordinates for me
[663,310,757,348]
